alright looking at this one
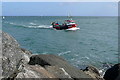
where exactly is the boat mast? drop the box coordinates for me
[68,13,72,20]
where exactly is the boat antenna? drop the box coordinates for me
[68,13,72,20]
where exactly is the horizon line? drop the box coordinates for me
[1,15,118,17]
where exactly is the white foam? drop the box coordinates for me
[5,22,15,25]
[9,22,15,25]
[4,21,51,29]
[27,25,51,29]
[99,69,105,78]
[2,16,5,19]
[58,51,71,56]
[29,22,37,25]
[81,56,90,60]
[4,21,20,26]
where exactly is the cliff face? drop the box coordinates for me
[1,31,105,80]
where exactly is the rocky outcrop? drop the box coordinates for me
[104,63,120,80]
[1,31,105,80]
[2,31,26,78]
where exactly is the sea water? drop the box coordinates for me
[2,16,118,69]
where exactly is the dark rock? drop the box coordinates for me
[28,54,93,79]
[104,63,120,80]
[28,55,51,67]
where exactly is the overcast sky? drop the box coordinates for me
[2,2,118,16]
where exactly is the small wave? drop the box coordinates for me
[29,22,37,25]
[9,22,15,25]
[4,21,26,27]
[4,21,16,25]
[58,51,71,56]
[81,56,90,60]
[74,54,79,57]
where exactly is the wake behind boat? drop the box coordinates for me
[50,19,80,31]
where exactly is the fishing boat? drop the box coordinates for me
[50,19,80,31]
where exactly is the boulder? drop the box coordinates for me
[28,54,93,79]
[104,63,120,80]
